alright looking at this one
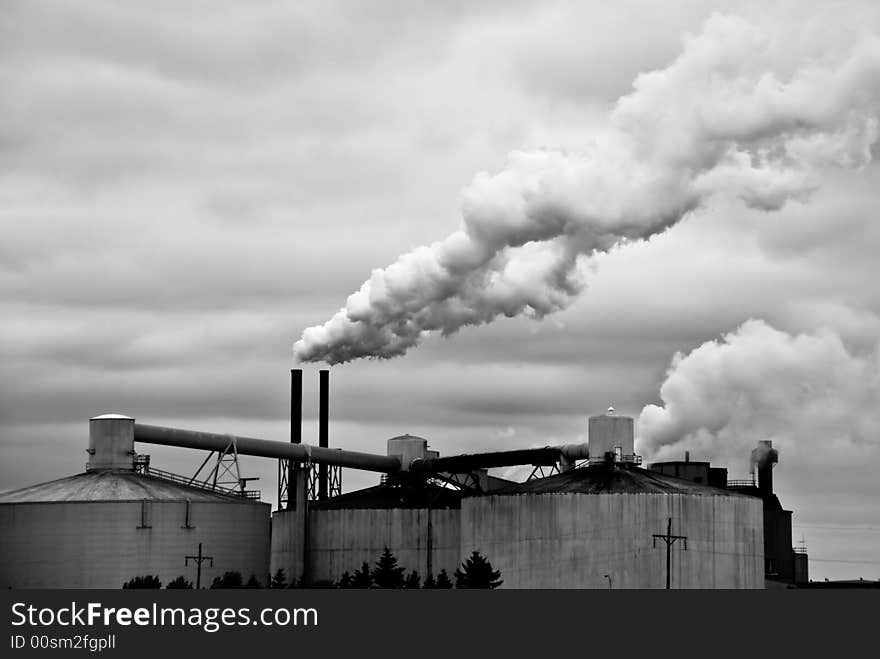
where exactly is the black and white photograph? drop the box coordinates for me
[2,0,880,616]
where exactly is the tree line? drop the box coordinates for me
[122,548,502,589]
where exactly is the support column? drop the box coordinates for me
[293,463,310,586]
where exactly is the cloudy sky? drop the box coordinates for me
[2,0,880,580]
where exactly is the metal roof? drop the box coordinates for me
[0,470,266,504]
[309,481,463,510]
[492,463,749,496]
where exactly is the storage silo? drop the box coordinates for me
[460,462,765,589]
[271,435,462,585]
[0,415,270,589]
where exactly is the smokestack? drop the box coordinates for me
[287,369,303,511]
[750,440,778,494]
[291,369,302,445]
[318,369,329,500]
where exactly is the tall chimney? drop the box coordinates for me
[751,440,779,494]
[291,369,302,445]
[287,369,303,511]
[318,369,329,500]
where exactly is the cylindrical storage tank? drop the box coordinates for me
[271,481,461,586]
[460,465,764,589]
[88,414,136,471]
[588,411,634,460]
[0,471,271,589]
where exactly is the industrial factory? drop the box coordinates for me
[0,370,807,589]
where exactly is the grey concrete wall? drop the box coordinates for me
[271,507,460,585]
[460,493,764,589]
[0,500,270,589]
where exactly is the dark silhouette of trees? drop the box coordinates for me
[165,575,193,589]
[244,574,263,588]
[454,551,502,589]
[422,569,452,588]
[337,571,353,588]
[210,571,243,589]
[270,569,287,589]
[122,575,161,589]
[371,547,406,589]
[351,562,373,589]
[435,569,453,589]
[404,570,421,589]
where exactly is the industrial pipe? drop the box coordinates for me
[134,423,400,473]
[409,443,589,473]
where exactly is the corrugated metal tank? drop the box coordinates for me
[460,464,765,589]
[0,415,270,589]
[271,482,461,585]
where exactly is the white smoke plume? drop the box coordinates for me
[294,14,880,364]
[637,319,880,470]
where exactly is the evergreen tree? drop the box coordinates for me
[210,571,243,589]
[404,570,421,589]
[165,576,193,589]
[244,574,263,588]
[371,547,406,589]
[454,551,503,589]
[337,571,353,588]
[122,575,162,589]
[351,562,373,589]
[422,572,437,589]
[435,569,453,589]
[270,569,287,589]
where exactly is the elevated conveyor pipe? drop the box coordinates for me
[409,443,589,473]
[134,423,400,473]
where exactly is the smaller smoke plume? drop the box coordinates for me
[295,14,880,364]
[749,440,778,472]
[637,320,880,470]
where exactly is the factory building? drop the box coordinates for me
[270,407,765,589]
[462,465,764,589]
[0,372,787,589]
[0,415,270,589]
[273,479,463,585]
[649,440,809,587]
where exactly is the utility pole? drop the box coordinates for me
[185,542,214,589]
[652,517,687,589]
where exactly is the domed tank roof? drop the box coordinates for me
[493,463,748,496]
[309,481,463,510]
[0,471,265,504]
[387,434,428,442]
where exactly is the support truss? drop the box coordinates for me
[189,438,254,496]
[527,463,561,480]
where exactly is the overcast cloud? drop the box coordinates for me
[2,0,880,580]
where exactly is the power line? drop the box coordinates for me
[793,524,880,532]
[652,517,687,589]
[807,557,880,565]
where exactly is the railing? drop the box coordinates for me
[727,478,756,488]
[142,466,261,500]
[793,546,808,554]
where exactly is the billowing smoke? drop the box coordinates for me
[637,320,880,471]
[295,14,880,364]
